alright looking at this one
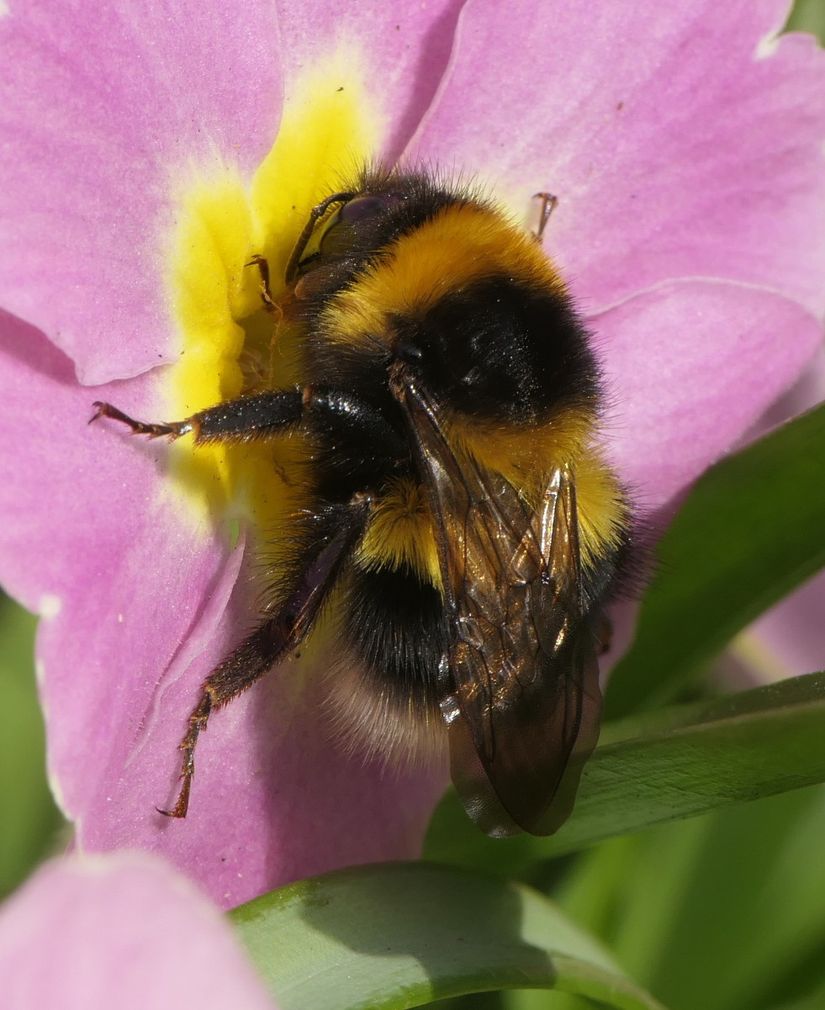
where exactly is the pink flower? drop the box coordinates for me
[0,1,823,908]
[0,851,276,1009]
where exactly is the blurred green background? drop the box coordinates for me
[0,3,823,1009]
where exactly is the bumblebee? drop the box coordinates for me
[92,167,631,836]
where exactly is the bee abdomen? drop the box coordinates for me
[323,563,449,765]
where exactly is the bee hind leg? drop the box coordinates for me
[157,494,371,818]
[156,627,278,819]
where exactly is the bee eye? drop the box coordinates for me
[339,195,395,222]
[319,192,406,260]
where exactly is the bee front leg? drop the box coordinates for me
[245,254,278,315]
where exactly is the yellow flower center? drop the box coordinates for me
[164,58,378,541]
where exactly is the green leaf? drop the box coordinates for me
[0,595,63,897]
[768,982,825,1010]
[504,988,596,1010]
[425,673,825,876]
[230,862,665,1010]
[789,0,825,41]
[605,402,825,718]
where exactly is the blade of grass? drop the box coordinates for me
[230,862,665,1010]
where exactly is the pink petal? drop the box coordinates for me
[593,282,823,509]
[748,576,825,679]
[274,0,464,163]
[0,313,444,908]
[752,343,825,434]
[411,0,825,314]
[0,313,225,853]
[81,619,446,908]
[0,1,464,385]
[410,1,825,506]
[0,852,277,1009]
[0,1,283,384]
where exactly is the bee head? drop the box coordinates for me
[318,192,407,261]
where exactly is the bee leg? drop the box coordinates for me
[156,624,279,819]
[88,401,194,439]
[285,189,355,283]
[89,390,306,444]
[91,387,408,454]
[157,693,210,819]
[157,494,371,818]
[532,192,558,244]
[245,254,279,315]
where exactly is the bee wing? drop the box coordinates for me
[396,370,602,836]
